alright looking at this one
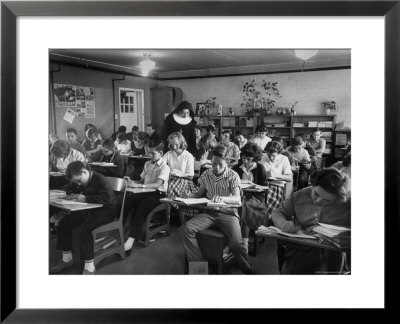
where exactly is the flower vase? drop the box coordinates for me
[326,108,331,115]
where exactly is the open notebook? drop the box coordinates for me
[173,197,239,208]
[257,225,317,240]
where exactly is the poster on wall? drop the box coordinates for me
[85,101,95,118]
[54,84,96,118]
[63,107,76,124]
[54,84,76,108]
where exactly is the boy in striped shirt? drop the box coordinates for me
[181,145,255,274]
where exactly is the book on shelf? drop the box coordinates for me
[325,121,333,128]
[293,122,305,127]
[229,117,236,127]
[317,121,326,127]
[222,117,230,127]
[246,119,254,127]
[239,117,247,127]
[274,123,286,127]
[335,133,348,145]
[308,121,318,128]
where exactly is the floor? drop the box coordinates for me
[49,216,281,275]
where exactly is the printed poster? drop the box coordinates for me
[63,107,76,124]
[54,84,76,108]
[85,101,95,118]
[54,84,95,118]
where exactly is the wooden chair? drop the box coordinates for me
[92,177,127,267]
[196,228,235,274]
[141,203,170,247]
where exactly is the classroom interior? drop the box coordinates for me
[49,49,351,275]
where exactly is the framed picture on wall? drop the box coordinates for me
[1,0,398,321]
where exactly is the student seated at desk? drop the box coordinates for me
[84,123,103,141]
[163,132,195,200]
[49,140,86,172]
[111,125,127,142]
[66,127,87,157]
[180,144,255,274]
[82,127,103,157]
[261,141,293,198]
[50,161,117,275]
[271,168,351,274]
[332,152,351,178]
[286,136,311,190]
[123,140,170,254]
[232,142,268,253]
[195,133,218,176]
[88,138,125,178]
[131,131,149,156]
[219,129,240,167]
[114,132,131,154]
[250,125,272,151]
[146,123,161,143]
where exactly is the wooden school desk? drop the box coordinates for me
[255,229,350,274]
[50,200,103,212]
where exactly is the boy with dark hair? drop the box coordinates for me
[82,127,103,157]
[50,161,116,275]
[123,140,170,254]
[181,144,255,274]
[146,123,160,143]
[66,127,87,157]
[88,138,125,178]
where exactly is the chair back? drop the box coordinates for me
[106,177,127,221]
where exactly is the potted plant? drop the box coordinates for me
[322,100,338,115]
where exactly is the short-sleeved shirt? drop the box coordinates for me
[251,136,272,151]
[115,140,131,154]
[261,153,292,178]
[162,150,194,176]
[82,138,102,152]
[141,158,170,192]
[308,138,326,158]
[224,142,241,163]
[198,167,241,200]
[286,147,311,165]
[239,163,257,182]
[52,148,85,172]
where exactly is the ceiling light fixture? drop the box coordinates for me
[294,49,318,61]
[140,54,155,76]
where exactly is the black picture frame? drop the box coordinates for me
[1,1,399,321]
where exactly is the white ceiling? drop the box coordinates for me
[49,49,351,79]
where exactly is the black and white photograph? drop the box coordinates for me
[2,2,394,319]
[48,49,352,276]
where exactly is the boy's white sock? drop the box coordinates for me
[124,237,135,251]
[84,259,95,272]
[62,251,73,263]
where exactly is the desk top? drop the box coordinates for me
[255,230,347,252]
[160,198,239,211]
[88,162,117,167]
[50,200,103,212]
[127,155,151,160]
[50,172,66,177]
[126,187,156,194]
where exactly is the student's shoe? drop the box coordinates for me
[125,247,135,257]
[50,259,75,274]
[82,269,96,275]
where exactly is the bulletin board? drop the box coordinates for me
[53,84,96,122]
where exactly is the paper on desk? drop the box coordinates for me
[313,223,350,237]
[174,197,210,205]
[50,199,87,205]
[257,225,317,239]
[171,170,192,178]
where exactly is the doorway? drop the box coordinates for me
[118,88,144,131]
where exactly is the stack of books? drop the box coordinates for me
[308,121,318,128]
